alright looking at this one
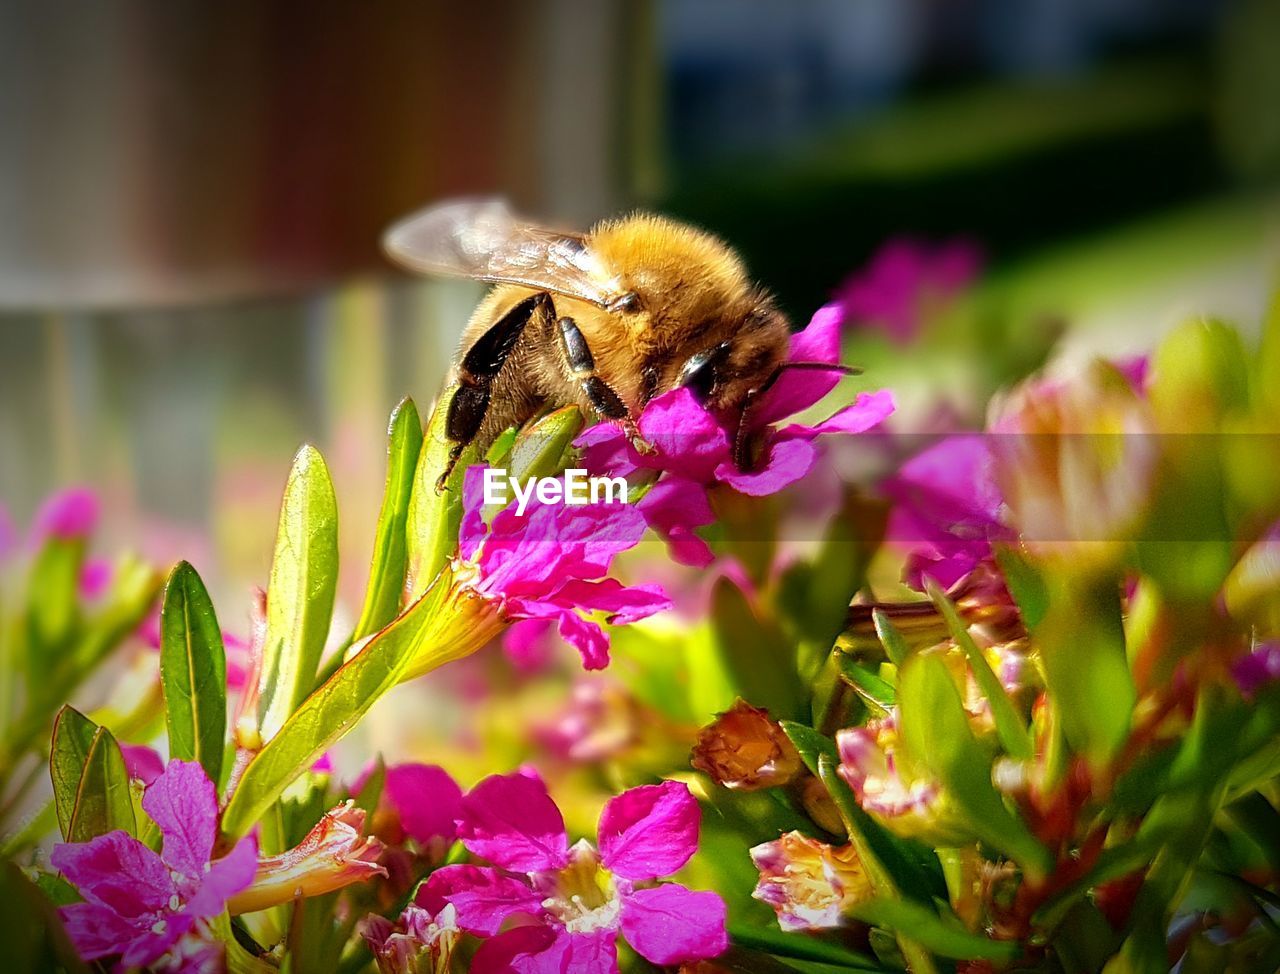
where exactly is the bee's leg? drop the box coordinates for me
[554,315,650,449]
[438,291,552,491]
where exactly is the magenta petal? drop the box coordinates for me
[460,466,489,561]
[141,760,219,882]
[120,915,195,971]
[422,865,543,935]
[749,366,848,430]
[186,835,258,918]
[789,304,842,366]
[119,744,165,786]
[576,423,641,479]
[597,780,700,880]
[386,764,464,844]
[507,600,611,671]
[716,437,816,497]
[51,832,175,917]
[474,927,617,974]
[58,901,146,960]
[620,884,728,966]
[503,618,558,673]
[638,477,716,566]
[637,389,731,483]
[550,578,672,624]
[782,389,896,440]
[458,773,569,872]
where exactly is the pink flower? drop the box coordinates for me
[835,236,982,343]
[750,832,870,931]
[459,468,671,670]
[51,760,258,970]
[578,306,894,564]
[424,773,728,972]
[501,619,559,673]
[31,487,100,543]
[882,434,1010,591]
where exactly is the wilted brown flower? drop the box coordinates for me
[691,699,803,791]
[227,802,387,914]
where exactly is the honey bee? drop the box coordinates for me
[383,198,804,480]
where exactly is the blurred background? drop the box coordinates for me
[2,0,1279,615]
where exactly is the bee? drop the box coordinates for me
[383,198,800,481]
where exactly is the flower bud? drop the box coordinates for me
[360,903,459,974]
[750,831,870,931]
[227,802,387,914]
[691,700,802,791]
[836,719,971,845]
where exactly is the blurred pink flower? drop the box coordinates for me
[578,306,894,564]
[1233,642,1280,699]
[501,618,559,673]
[31,486,100,543]
[459,468,671,670]
[835,237,982,343]
[380,763,464,850]
[51,760,258,970]
[882,434,1009,591]
[78,557,113,600]
[424,773,727,972]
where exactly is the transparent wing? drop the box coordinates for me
[382,198,627,309]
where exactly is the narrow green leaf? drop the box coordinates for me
[160,561,227,785]
[817,755,940,974]
[850,898,1020,961]
[223,576,454,837]
[709,577,804,721]
[994,545,1048,629]
[25,537,85,667]
[836,655,896,713]
[779,721,839,779]
[352,398,424,642]
[1224,792,1280,876]
[871,609,910,668]
[925,577,1032,760]
[50,706,135,841]
[728,924,887,971]
[898,653,1051,877]
[404,387,476,602]
[257,445,339,741]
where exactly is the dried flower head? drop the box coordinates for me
[690,700,802,791]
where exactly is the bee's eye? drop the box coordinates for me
[679,342,730,402]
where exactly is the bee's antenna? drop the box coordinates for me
[732,362,861,469]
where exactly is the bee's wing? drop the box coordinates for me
[382,198,627,309]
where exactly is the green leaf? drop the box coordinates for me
[836,655,896,713]
[352,398,423,642]
[404,388,476,602]
[0,861,91,974]
[1035,577,1134,768]
[256,445,339,741]
[897,653,1051,877]
[728,924,888,971]
[994,545,1048,629]
[50,706,135,842]
[925,577,1032,760]
[780,721,839,779]
[351,756,386,820]
[222,576,454,837]
[709,577,804,721]
[871,609,910,668]
[160,561,227,785]
[850,898,1020,961]
[25,537,85,667]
